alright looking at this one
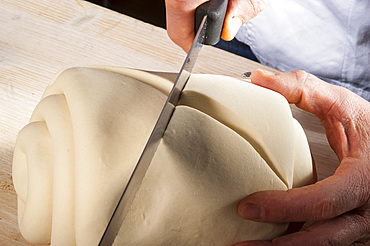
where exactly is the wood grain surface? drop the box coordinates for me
[0,0,339,244]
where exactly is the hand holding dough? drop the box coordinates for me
[12,67,313,245]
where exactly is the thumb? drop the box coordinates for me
[238,159,369,223]
[221,0,267,40]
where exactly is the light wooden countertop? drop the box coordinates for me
[0,0,339,244]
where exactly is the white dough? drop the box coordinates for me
[115,105,288,245]
[12,67,313,245]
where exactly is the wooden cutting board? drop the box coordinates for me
[0,0,339,244]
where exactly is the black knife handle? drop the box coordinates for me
[195,0,228,45]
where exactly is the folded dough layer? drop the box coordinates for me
[12,67,313,245]
[180,74,296,188]
[115,105,288,245]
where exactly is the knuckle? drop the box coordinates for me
[292,70,310,83]
[248,0,267,14]
[237,0,267,21]
[320,199,338,219]
[350,169,370,206]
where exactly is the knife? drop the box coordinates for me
[99,1,228,245]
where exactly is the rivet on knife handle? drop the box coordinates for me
[195,0,228,45]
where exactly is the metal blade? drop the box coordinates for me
[98,16,207,246]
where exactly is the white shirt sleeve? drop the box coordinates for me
[236,0,370,100]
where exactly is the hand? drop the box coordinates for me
[165,0,266,52]
[236,70,370,245]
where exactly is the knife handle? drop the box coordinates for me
[195,0,228,45]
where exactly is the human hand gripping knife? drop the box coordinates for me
[98,0,228,245]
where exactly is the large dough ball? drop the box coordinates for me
[12,67,313,245]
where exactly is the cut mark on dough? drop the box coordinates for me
[178,90,289,187]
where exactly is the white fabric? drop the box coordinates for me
[236,0,370,100]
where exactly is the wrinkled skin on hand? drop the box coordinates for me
[165,0,266,52]
[236,70,370,246]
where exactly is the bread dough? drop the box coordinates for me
[12,67,313,245]
[115,105,288,245]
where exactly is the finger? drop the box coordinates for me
[235,209,370,246]
[221,0,266,40]
[251,69,369,123]
[165,0,207,52]
[250,69,344,121]
[238,159,369,223]
[250,69,370,159]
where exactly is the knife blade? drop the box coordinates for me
[99,1,228,245]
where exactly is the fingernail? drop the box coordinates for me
[240,203,261,219]
[260,69,276,76]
